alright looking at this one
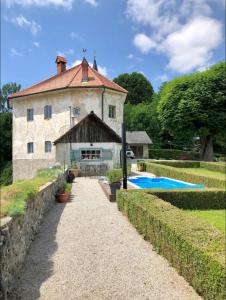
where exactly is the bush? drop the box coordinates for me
[200,162,226,174]
[148,160,200,168]
[149,149,200,160]
[146,189,226,209]
[146,162,225,189]
[137,160,146,171]
[0,161,12,186]
[106,169,122,184]
[117,190,225,300]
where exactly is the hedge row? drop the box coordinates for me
[200,162,226,174]
[148,160,200,168]
[146,188,226,209]
[149,149,200,160]
[117,190,225,300]
[146,162,225,189]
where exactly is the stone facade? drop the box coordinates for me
[0,174,65,299]
[11,88,126,181]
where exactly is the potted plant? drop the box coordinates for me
[137,160,146,172]
[69,161,80,177]
[106,169,122,194]
[56,183,72,203]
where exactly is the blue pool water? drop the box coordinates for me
[128,176,205,189]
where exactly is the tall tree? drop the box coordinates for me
[113,72,154,105]
[0,82,21,111]
[158,62,226,161]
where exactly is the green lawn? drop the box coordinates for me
[180,168,225,179]
[185,210,225,233]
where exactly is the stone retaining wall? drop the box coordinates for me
[0,174,65,299]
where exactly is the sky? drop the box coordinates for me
[1,0,225,91]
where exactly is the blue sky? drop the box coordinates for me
[1,0,225,91]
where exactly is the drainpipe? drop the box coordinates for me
[101,87,105,121]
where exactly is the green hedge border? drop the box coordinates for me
[148,160,200,168]
[200,162,226,174]
[145,188,226,209]
[145,162,225,189]
[117,190,225,300]
[149,149,200,160]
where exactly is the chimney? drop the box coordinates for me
[81,58,89,82]
[55,56,67,75]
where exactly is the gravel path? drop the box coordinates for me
[12,177,201,300]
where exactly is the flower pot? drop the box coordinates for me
[69,168,80,177]
[56,192,70,203]
[109,182,121,195]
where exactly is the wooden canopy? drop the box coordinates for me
[54,111,122,144]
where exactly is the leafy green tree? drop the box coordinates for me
[158,62,226,161]
[124,95,161,146]
[113,72,154,105]
[0,82,21,111]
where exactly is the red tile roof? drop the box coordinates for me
[9,62,128,99]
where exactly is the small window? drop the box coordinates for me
[27,108,34,121]
[27,142,33,153]
[109,105,116,118]
[81,149,101,160]
[45,141,52,153]
[44,105,52,119]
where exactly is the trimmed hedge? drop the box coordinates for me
[146,189,226,209]
[117,190,225,300]
[200,162,226,174]
[146,162,226,189]
[148,160,200,168]
[149,149,200,160]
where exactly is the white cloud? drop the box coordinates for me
[156,74,169,82]
[33,41,40,47]
[84,0,98,6]
[3,0,99,9]
[163,17,222,73]
[127,54,134,59]
[10,48,22,56]
[72,59,108,76]
[4,0,74,9]
[133,33,156,54]
[127,0,223,73]
[12,15,41,35]
[70,32,84,41]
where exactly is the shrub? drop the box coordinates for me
[106,169,122,184]
[200,162,226,174]
[146,189,226,209]
[0,161,12,186]
[146,162,225,189]
[117,190,225,300]
[148,160,200,168]
[137,160,146,171]
[149,149,200,160]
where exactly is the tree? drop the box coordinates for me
[113,72,154,105]
[0,82,21,111]
[158,62,226,161]
[124,94,162,146]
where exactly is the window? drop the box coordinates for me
[27,142,33,153]
[45,141,52,153]
[27,108,34,121]
[44,105,52,119]
[81,149,101,160]
[109,105,116,118]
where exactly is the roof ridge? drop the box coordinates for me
[9,64,80,98]
[67,64,82,87]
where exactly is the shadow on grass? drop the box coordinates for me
[10,202,66,300]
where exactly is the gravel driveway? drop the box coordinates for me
[12,177,201,300]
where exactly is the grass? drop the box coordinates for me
[185,210,226,233]
[1,166,63,218]
[179,167,225,179]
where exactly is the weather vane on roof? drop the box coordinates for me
[83,48,87,55]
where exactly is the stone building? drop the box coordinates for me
[9,56,127,180]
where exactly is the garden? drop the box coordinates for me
[116,159,226,300]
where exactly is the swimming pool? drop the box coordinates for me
[128,176,205,189]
